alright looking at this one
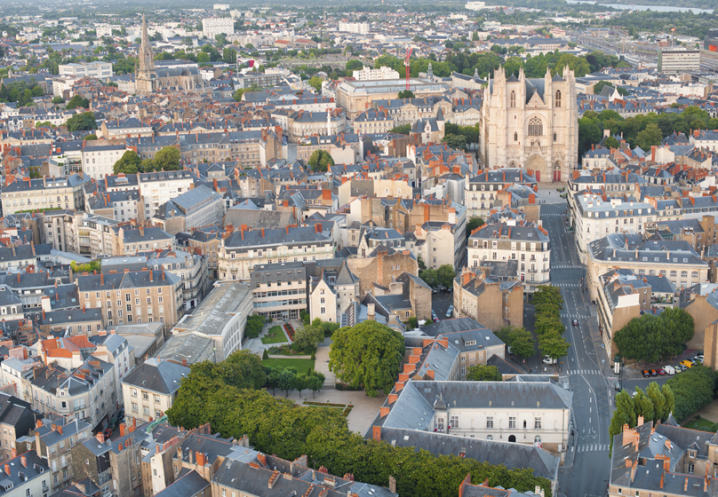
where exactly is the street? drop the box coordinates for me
[541,202,613,497]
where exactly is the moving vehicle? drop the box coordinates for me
[614,381,621,391]
[572,319,579,326]
[680,360,694,368]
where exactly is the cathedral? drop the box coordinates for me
[135,14,204,95]
[479,65,578,183]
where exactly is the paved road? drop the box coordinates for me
[541,203,614,497]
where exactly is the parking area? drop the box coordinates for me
[431,291,454,321]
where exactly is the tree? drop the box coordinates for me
[83,134,97,140]
[646,382,668,422]
[152,146,181,171]
[419,268,439,288]
[346,59,363,72]
[539,331,570,361]
[632,387,654,423]
[466,216,484,238]
[66,94,90,109]
[293,320,325,352]
[306,371,324,398]
[389,124,411,135]
[308,149,334,172]
[466,364,502,381]
[51,96,65,104]
[197,52,210,63]
[233,88,245,102]
[436,265,456,289]
[222,47,237,64]
[278,368,297,397]
[636,123,663,151]
[245,314,265,339]
[31,86,43,97]
[329,321,405,397]
[604,136,619,149]
[113,150,143,175]
[65,112,97,132]
[220,350,266,390]
[308,76,323,93]
[405,316,418,329]
[441,134,467,151]
[506,327,535,360]
[613,309,694,363]
[472,31,479,41]
[666,364,716,421]
[398,90,415,99]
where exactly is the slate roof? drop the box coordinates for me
[121,357,189,395]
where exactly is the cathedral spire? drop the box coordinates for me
[136,12,157,95]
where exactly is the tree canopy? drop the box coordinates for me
[613,308,694,363]
[466,364,502,381]
[308,149,334,172]
[65,112,97,132]
[666,364,715,421]
[66,94,90,110]
[532,286,570,362]
[329,321,405,397]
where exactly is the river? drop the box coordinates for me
[564,0,713,14]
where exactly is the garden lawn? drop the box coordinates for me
[261,326,288,345]
[682,417,718,432]
[262,358,315,371]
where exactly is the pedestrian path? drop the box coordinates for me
[541,213,565,217]
[551,264,584,269]
[577,444,608,453]
[567,369,602,376]
[552,283,582,288]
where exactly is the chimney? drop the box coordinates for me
[96,433,105,444]
[20,456,26,468]
[367,303,376,320]
[196,452,206,466]
[389,476,396,494]
[100,274,104,285]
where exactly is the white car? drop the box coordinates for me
[446,306,454,318]
[542,356,557,365]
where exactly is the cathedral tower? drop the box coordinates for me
[135,13,157,95]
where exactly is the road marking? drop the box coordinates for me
[568,369,602,376]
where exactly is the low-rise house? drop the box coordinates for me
[121,358,189,425]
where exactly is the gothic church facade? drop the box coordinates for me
[479,65,578,183]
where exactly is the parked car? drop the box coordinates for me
[675,364,686,372]
[543,356,557,365]
[649,370,658,377]
[103,427,112,439]
[572,319,579,326]
[662,365,675,375]
[657,368,666,376]
[641,370,650,377]
[680,360,694,368]
[446,306,454,318]
[614,381,621,391]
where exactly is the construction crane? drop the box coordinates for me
[404,47,413,91]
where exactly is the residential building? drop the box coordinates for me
[1,175,88,216]
[202,17,234,38]
[76,269,184,332]
[453,267,524,330]
[110,226,174,256]
[80,143,128,181]
[0,392,35,462]
[0,451,50,497]
[657,50,701,72]
[137,170,194,219]
[352,65,398,80]
[145,249,209,310]
[218,224,334,281]
[122,358,190,424]
[467,222,551,292]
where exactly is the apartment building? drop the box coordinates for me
[110,226,174,256]
[122,358,190,424]
[0,451,50,497]
[76,269,184,332]
[0,392,35,462]
[1,175,88,215]
[201,16,234,37]
[59,61,113,79]
[29,358,116,431]
[0,243,51,271]
[353,109,394,134]
[465,168,537,220]
[16,417,93,494]
[177,131,263,167]
[87,190,144,224]
[218,224,334,281]
[286,110,347,142]
[352,65,398,79]
[137,170,194,218]
[81,143,127,180]
[183,227,222,279]
[145,249,209,311]
[467,222,551,292]
[71,213,119,258]
[587,233,709,302]
[453,268,524,330]
[573,194,655,257]
[99,118,153,140]
[89,332,134,399]
[249,261,308,321]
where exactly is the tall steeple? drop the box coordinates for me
[136,12,157,95]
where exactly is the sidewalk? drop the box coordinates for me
[313,346,336,386]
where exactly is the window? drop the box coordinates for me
[555,89,561,108]
[132,403,138,411]
[509,417,516,429]
[131,389,137,397]
[513,132,518,142]
[450,415,459,428]
[510,91,516,108]
[528,117,543,136]
[486,417,493,429]
[154,395,160,403]
[534,417,542,429]
[535,435,541,444]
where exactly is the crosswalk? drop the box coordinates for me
[541,213,565,217]
[552,264,584,269]
[552,283,582,288]
[560,314,591,320]
[568,369,602,376]
[577,444,608,453]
